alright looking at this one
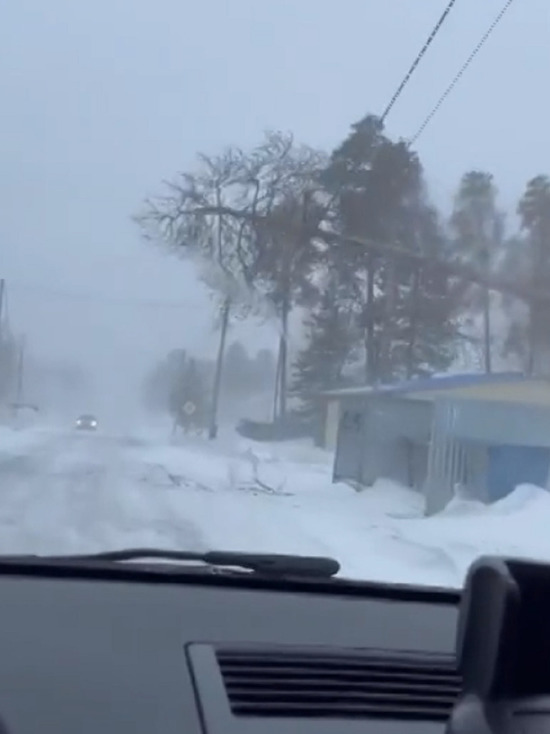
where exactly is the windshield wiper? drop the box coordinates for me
[8,548,341,578]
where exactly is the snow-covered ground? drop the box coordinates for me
[0,425,59,460]
[0,421,549,590]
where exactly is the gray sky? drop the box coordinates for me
[1,0,547,411]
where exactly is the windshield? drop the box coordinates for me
[1,0,544,591]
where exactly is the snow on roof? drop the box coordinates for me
[319,371,532,399]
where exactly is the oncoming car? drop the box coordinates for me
[75,414,98,431]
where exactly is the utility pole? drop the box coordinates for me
[0,279,5,337]
[15,336,25,405]
[0,280,4,423]
[208,297,231,439]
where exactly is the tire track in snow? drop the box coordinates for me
[0,432,207,555]
[382,526,463,585]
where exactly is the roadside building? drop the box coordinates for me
[325,372,550,513]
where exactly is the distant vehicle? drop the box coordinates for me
[75,414,98,431]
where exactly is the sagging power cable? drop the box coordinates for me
[380,0,459,125]
[409,0,516,145]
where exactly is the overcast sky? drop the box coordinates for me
[0,0,547,412]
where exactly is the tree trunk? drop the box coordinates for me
[278,296,290,421]
[276,231,292,422]
[482,285,492,374]
[527,303,535,375]
[378,254,398,381]
[272,342,282,422]
[365,254,376,383]
[476,245,492,375]
[527,241,543,375]
[208,297,231,439]
[406,266,420,379]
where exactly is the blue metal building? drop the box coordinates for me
[326,372,550,514]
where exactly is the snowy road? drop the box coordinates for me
[0,429,207,556]
[0,427,457,583]
[1,425,550,589]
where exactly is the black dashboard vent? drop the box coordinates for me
[216,647,461,720]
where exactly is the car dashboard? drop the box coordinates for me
[0,562,461,734]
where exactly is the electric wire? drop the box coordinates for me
[409,0,516,145]
[380,0,459,125]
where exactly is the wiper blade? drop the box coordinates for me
[20,548,341,578]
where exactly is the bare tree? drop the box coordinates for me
[231,135,328,420]
[137,131,327,430]
[137,146,255,437]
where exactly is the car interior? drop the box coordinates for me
[0,550,541,734]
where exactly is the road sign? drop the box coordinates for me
[183,401,196,415]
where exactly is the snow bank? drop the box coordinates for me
[0,425,55,458]
[130,436,451,585]
[2,422,549,591]
[385,483,550,587]
[131,433,550,589]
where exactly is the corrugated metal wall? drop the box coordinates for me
[333,397,367,485]
[333,397,432,488]
[324,398,341,449]
[406,379,550,406]
[333,392,550,513]
[448,398,550,446]
[423,400,487,515]
[423,398,550,515]
[360,398,432,487]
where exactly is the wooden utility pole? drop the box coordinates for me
[208,298,231,439]
[15,336,25,405]
[0,279,5,337]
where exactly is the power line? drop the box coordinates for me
[380,0,459,125]
[409,0,516,146]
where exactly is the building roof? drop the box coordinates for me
[319,371,532,399]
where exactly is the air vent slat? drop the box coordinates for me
[221,667,457,683]
[216,647,461,720]
[227,689,456,704]
[219,659,456,671]
[231,701,452,718]
[225,680,459,694]
[217,652,455,669]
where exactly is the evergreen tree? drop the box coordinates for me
[449,171,504,373]
[515,175,550,373]
[320,114,387,383]
[389,203,459,379]
[291,284,358,418]
[320,113,460,383]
